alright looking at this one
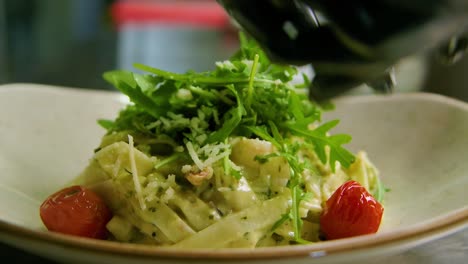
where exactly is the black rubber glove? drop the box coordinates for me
[217,0,468,101]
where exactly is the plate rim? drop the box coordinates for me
[1,207,466,260]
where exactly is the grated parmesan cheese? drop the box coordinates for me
[186,141,232,170]
[112,154,122,178]
[186,141,204,170]
[128,135,146,210]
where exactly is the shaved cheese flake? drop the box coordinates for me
[112,153,122,178]
[202,150,230,168]
[186,141,204,170]
[128,135,146,210]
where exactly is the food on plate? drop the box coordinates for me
[39,32,385,247]
[320,180,384,240]
[40,185,112,239]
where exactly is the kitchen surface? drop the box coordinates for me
[0,0,467,263]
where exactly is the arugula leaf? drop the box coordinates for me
[247,122,313,243]
[287,120,355,170]
[103,71,165,118]
[206,85,244,143]
[97,119,114,130]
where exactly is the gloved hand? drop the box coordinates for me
[217,0,468,101]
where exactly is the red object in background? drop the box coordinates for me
[111,0,231,29]
[40,185,112,239]
[320,180,384,240]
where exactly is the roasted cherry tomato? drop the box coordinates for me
[320,180,384,240]
[39,185,112,239]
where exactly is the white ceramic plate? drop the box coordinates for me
[0,83,467,264]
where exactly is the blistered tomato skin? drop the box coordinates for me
[39,185,112,239]
[320,180,384,240]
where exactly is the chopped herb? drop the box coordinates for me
[154,152,187,170]
[270,213,290,232]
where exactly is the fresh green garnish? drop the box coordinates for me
[99,31,355,243]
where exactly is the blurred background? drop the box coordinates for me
[0,0,239,90]
[0,0,467,100]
